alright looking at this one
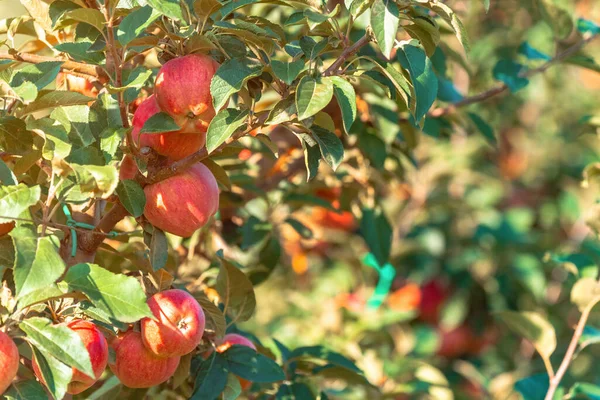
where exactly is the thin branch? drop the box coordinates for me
[545,297,600,400]
[430,34,600,118]
[78,202,131,253]
[0,52,109,82]
[323,33,372,76]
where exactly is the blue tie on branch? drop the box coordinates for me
[362,252,396,310]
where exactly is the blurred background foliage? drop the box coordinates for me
[4,0,600,399]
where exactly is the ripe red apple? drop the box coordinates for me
[119,154,139,181]
[216,334,256,391]
[131,95,206,160]
[436,325,473,358]
[154,54,220,134]
[109,330,180,388]
[143,162,219,237]
[418,280,448,324]
[56,72,98,98]
[141,289,205,358]
[0,331,19,395]
[0,221,15,237]
[33,320,108,395]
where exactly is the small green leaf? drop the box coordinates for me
[12,82,38,102]
[514,374,549,400]
[360,207,392,266]
[11,228,66,298]
[496,311,556,359]
[222,374,242,400]
[285,217,313,239]
[117,6,160,46]
[216,258,256,324]
[63,263,153,323]
[51,105,95,147]
[30,347,72,400]
[571,278,600,311]
[21,317,94,378]
[69,163,119,199]
[191,353,228,400]
[0,184,40,223]
[206,108,249,153]
[150,228,168,271]
[211,58,263,110]
[370,0,399,58]
[146,0,184,20]
[221,345,285,382]
[271,59,304,85]
[467,113,496,145]
[296,76,334,121]
[266,96,297,125]
[22,91,95,115]
[397,43,438,122]
[311,126,344,171]
[493,59,529,92]
[116,179,146,217]
[139,111,180,134]
[330,76,356,133]
[11,61,63,90]
[59,8,106,33]
[4,380,48,400]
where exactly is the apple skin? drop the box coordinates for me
[418,280,448,324]
[143,162,219,237]
[56,72,98,98]
[109,330,180,389]
[141,289,206,358]
[33,320,109,395]
[119,155,139,181]
[0,331,19,395]
[131,95,206,160]
[154,54,220,134]
[216,334,256,391]
[0,221,15,237]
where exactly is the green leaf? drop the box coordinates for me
[116,179,146,217]
[493,59,529,92]
[107,69,153,92]
[51,105,95,147]
[495,311,556,359]
[11,61,63,90]
[206,108,249,153]
[192,291,226,338]
[23,91,95,115]
[360,207,392,266]
[30,347,72,400]
[571,278,600,312]
[221,345,285,382]
[514,374,549,400]
[0,158,17,185]
[4,380,48,400]
[59,8,106,33]
[216,258,256,323]
[63,263,153,323]
[146,0,184,20]
[69,164,119,199]
[223,374,242,400]
[330,76,356,133]
[570,383,600,400]
[288,345,361,372]
[117,5,160,46]
[580,326,600,348]
[301,140,321,181]
[271,59,304,85]
[299,37,327,60]
[21,317,94,378]
[13,82,38,102]
[266,96,297,125]
[191,353,229,400]
[10,228,65,299]
[467,112,496,145]
[296,76,334,121]
[347,0,374,18]
[428,2,470,53]
[150,228,168,271]
[0,184,40,223]
[211,58,263,110]
[397,43,438,122]
[202,158,232,190]
[311,126,344,171]
[285,217,313,239]
[89,92,122,135]
[140,111,180,134]
[17,285,67,310]
[370,0,399,58]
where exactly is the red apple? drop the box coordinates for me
[419,280,448,324]
[141,289,205,357]
[154,54,220,134]
[436,325,473,358]
[0,331,19,395]
[131,95,206,160]
[119,154,139,181]
[0,221,15,237]
[216,334,256,391]
[109,330,180,388]
[33,320,108,395]
[143,162,219,237]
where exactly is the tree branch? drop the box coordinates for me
[323,33,372,76]
[430,33,600,118]
[0,52,109,83]
[545,297,600,400]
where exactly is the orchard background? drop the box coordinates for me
[2,0,600,398]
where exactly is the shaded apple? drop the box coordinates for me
[0,331,19,395]
[131,95,206,160]
[155,54,220,134]
[143,162,219,237]
[33,320,108,395]
[109,330,180,388]
[141,289,205,357]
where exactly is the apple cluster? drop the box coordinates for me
[122,54,222,237]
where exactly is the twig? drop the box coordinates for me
[323,33,372,76]
[0,52,109,82]
[545,297,600,400]
[430,34,599,117]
